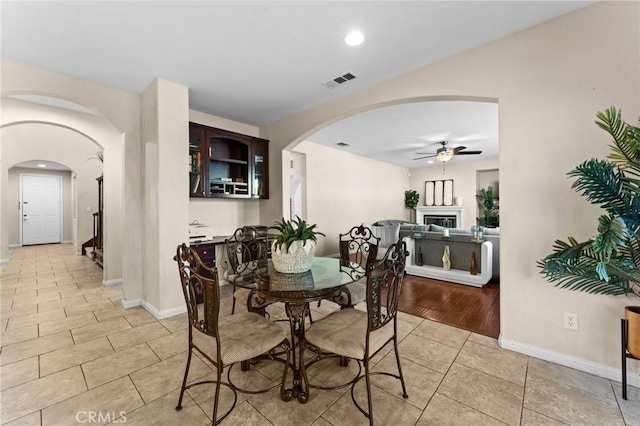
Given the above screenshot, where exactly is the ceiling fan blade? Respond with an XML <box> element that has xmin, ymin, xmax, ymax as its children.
<box><xmin>413</xmin><ymin>154</ymin><xmax>437</xmax><ymax>160</ymax></box>
<box><xmin>415</xmin><ymin>152</ymin><xmax>436</xmax><ymax>155</ymax></box>
<box><xmin>453</xmin><ymin>146</ymin><xmax>467</xmax><ymax>152</ymax></box>
<box><xmin>455</xmin><ymin>150</ymin><xmax>482</xmax><ymax>155</ymax></box>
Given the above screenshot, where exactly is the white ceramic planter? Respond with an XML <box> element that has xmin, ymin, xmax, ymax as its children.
<box><xmin>271</xmin><ymin>240</ymin><xmax>316</xmax><ymax>273</ymax></box>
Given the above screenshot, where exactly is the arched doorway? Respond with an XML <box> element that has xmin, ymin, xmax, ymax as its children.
<box><xmin>0</xmin><ymin>95</ymin><xmax>125</xmax><ymax>287</ymax></box>
<box><xmin>275</xmin><ymin>97</ymin><xmax>501</xmax><ymax>338</ymax></box>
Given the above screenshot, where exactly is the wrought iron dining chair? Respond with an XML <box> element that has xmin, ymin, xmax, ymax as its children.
<box><xmin>224</xmin><ymin>226</ymin><xmax>272</xmax><ymax>315</ymax></box>
<box><xmin>333</xmin><ymin>224</ymin><xmax>380</xmax><ymax>308</ymax></box>
<box><xmin>174</xmin><ymin>243</ymin><xmax>290</xmax><ymax>425</ymax></box>
<box><xmin>305</xmin><ymin>241</ymin><xmax>409</xmax><ymax>425</ymax></box>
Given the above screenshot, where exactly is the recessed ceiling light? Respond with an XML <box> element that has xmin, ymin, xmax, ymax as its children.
<box><xmin>37</xmin><ymin>164</ymin><xmax>47</xmax><ymax>168</ymax></box>
<box><xmin>344</xmin><ymin>31</ymin><xmax>364</xmax><ymax>47</ymax></box>
<box><xmin>427</xmin><ymin>160</ymin><xmax>434</xmax><ymax>164</ymax></box>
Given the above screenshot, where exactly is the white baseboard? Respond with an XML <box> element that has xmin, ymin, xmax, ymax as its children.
<box><xmin>8</xmin><ymin>244</ymin><xmax>20</xmax><ymax>248</ymax></box>
<box><xmin>120</xmin><ymin>298</ymin><xmax>185</xmax><ymax>319</ymax></box>
<box><xmin>62</xmin><ymin>240</ymin><xmax>74</xmax><ymax>244</ymax></box>
<box><xmin>103</xmin><ymin>278</ymin><xmax>123</xmax><ymax>287</ymax></box>
<box><xmin>121</xmin><ymin>298</ymin><xmax>141</xmax><ymax>309</ymax></box>
<box><xmin>140</xmin><ymin>300</ymin><xmax>187</xmax><ymax>320</ymax></box>
<box><xmin>0</xmin><ymin>258</ymin><xmax>8</xmax><ymax>265</ymax></box>
<box><xmin>499</xmin><ymin>335</ymin><xmax>640</xmax><ymax>388</ymax></box>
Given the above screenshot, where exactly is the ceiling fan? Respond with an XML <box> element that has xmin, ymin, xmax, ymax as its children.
<box><xmin>413</xmin><ymin>141</ymin><xmax>482</xmax><ymax>162</ymax></box>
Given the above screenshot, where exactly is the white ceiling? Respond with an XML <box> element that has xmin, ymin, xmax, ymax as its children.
<box><xmin>308</xmin><ymin>100</ymin><xmax>499</xmax><ymax>168</ymax></box>
<box><xmin>1</xmin><ymin>1</ymin><xmax>593</xmax><ymax>167</ymax></box>
<box><xmin>14</xmin><ymin>161</ymin><xmax>70</xmax><ymax>171</ymax></box>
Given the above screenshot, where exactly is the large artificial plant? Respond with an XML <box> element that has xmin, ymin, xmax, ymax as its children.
<box><xmin>476</xmin><ymin>186</ymin><xmax>499</xmax><ymax>227</ymax></box>
<box><xmin>404</xmin><ymin>190</ymin><xmax>420</xmax><ymax>209</ymax></box>
<box><xmin>538</xmin><ymin>107</ymin><xmax>640</xmax><ymax>298</ymax></box>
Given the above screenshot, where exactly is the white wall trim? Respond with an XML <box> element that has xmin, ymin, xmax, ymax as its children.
<box><xmin>499</xmin><ymin>335</ymin><xmax>640</xmax><ymax>388</ymax></box>
<box><xmin>103</xmin><ymin>278</ymin><xmax>123</xmax><ymax>287</ymax></box>
<box><xmin>140</xmin><ymin>300</ymin><xmax>187</xmax><ymax>320</ymax></box>
<box><xmin>121</xmin><ymin>298</ymin><xmax>141</xmax><ymax>309</ymax></box>
<box><xmin>8</xmin><ymin>244</ymin><xmax>21</xmax><ymax>248</ymax></box>
<box><xmin>62</xmin><ymin>240</ymin><xmax>74</xmax><ymax>244</ymax></box>
<box><xmin>0</xmin><ymin>259</ymin><xmax>8</xmax><ymax>265</ymax></box>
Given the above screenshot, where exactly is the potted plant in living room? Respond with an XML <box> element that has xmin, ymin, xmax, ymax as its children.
<box><xmin>476</xmin><ymin>185</ymin><xmax>499</xmax><ymax>227</ymax></box>
<box><xmin>538</xmin><ymin>107</ymin><xmax>640</xmax><ymax>359</ymax></box>
<box><xmin>270</xmin><ymin>216</ymin><xmax>325</xmax><ymax>273</ymax></box>
<box><xmin>405</xmin><ymin>189</ymin><xmax>420</xmax><ymax>222</ymax></box>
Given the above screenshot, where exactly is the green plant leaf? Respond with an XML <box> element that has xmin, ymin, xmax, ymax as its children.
<box><xmin>270</xmin><ymin>216</ymin><xmax>325</xmax><ymax>252</ymax></box>
<box><xmin>538</xmin><ymin>107</ymin><xmax>640</xmax><ymax>298</ymax></box>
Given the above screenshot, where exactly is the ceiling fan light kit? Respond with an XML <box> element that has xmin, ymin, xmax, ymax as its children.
<box><xmin>436</xmin><ymin>149</ymin><xmax>454</xmax><ymax>162</ymax></box>
<box><xmin>413</xmin><ymin>140</ymin><xmax>482</xmax><ymax>163</ymax></box>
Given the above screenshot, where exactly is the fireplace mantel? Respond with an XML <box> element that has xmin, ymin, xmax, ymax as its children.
<box><xmin>415</xmin><ymin>206</ymin><xmax>463</xmax><ymax>227</ymax></box>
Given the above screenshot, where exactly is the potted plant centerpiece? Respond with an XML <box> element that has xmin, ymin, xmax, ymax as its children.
<box><xmin>270</xmin><ymin>216</ymin><xmax>325</xmax><ymax>273</ymax></box>
<box><xmin>538</xmin><ymin>107</ymin><xmax>640</xmax><ymax>358</ymax></box>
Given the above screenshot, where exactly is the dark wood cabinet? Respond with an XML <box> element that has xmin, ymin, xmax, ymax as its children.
<box><xmin>189</xmin><ymin>123</ymin><xmax>269</xmax><ymax>199</ymax></box>
<box><xmin>191</xmin><ymin>242</ymin><xmax>216</xmax><ymax>267</ymax></box>
<box><xmin>189</xmin><ymin>125</ymin><xmax>206</xmax><ymax>197</ymax></box>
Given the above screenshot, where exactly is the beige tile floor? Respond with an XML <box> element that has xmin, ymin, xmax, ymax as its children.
<box><xmin>1</xmin><ymin>244</ymin><xmax>639</xmax><ymax>426</ymax></box>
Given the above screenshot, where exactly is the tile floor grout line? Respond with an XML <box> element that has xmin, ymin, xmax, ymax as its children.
<box><xmin>519</xmin><ymin>356</ymin><xmax>530</xmax><ymax>425</ymax></box>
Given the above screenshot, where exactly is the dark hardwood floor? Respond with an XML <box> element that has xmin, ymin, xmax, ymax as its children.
<box><xmin>397</xmin><ymin>275</ymin><xmax>500</xmax><ymax>338</ymax></box>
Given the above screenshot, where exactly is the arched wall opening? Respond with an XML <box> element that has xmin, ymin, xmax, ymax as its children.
<box><xmin>1</xmin><ymin>59</ymin><xmax>143</xmax><ymax>304</ymax></box>
<box><xmin>272</xmin><ymin>96</ymin><xmax>498</xmax><ymax>257</ymax></box>
<box><xmin>0</xmin><ymin>100</ymin><xmax>126</xmax><ymax>286</ymax></box>
<box><xmin>2</xmin><ymin>122</ymin><xmax>102</xmax><ymax>247</ymax></box>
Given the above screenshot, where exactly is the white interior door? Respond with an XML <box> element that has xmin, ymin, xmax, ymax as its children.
<box><xmin>21</xmin><ymin>175</ymin><xmax>62</xmax><ymax>245</ymax></box>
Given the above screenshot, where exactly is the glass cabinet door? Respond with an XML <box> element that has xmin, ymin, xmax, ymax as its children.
<box><xmin>252</xmin><ymin>139</ymin><xmax>269</xmax><ymax>199</ymax></box>
<box><xmin>189</xmin><ymin>124</ymin><xmax>206</xmax><ymax>197</ymax></box>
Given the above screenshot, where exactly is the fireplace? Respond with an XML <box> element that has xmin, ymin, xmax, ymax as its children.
<box><xmin>415</xmin><ymin>206</ymin><xmax>463</xmax><ymax>228</ymax></box>
<box><xmin>424</xmin><ymin>215</ymin><xmax>457</xmax><ymax>227</ymax></box>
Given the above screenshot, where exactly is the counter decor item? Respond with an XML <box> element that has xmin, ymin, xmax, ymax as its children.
<box><xmin>270</xmin><ymin>216</ymin><xmax>325</xmax><ymax>274</ymax></box>
<box><xmin>470</xmin><ymin>252</ymin><xmax>478</xmax><ymax>275</ymax></box>
<box><xmin>442</xmin><ymin>245</ymin><xmax>451</xmax><ymax>270</ymax></box>
<box><xmin>443</xmin><ymin>228</ymin><xmax>450</xmax><ymax>238</ymax></box>
<box><xmin>471</xmin><ymin>226</ymin><xmax>484</xmax><ymax>242</ymax></box>
<box><xmin>416</xmin><ymin>246</ymin><xmax>424</xmax><ymax>266</ymax></box>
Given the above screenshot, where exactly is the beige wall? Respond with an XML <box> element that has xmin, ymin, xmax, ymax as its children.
<box><xmin>293</xmin><ymin>141</ymin><xmax>408</xmax><ymax>256</ymax></box>
<box><xmin>264</xmin><ymin>1</ymin><xmax>640</xmax><ymax>377</ymax></box>
<box><xmin>141</xmin><ymin>79</ymin><xmax>189</xmax><ymax>315</ymax></box>
<box><xmin>8</xmin><ymin>167</ymin><xmax>73</xmax><ymax>244</ymax></box>
<box><xmin>409</xmin><ymin>158</ymin><xmax>500</xmax><ymax>229</ymax></box>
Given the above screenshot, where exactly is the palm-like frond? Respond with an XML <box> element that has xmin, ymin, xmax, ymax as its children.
<box><xmin>593</xmin><ymin>215</ymin><xmax>628</xmax><ymax>258</ymax></box>
<box><xmin>597</xmin><ymin>107</ymin><xmax>640</xmax><ymax>174</ymax></box>
<box><xmin>538</xmin><ymin>107</ymin><xmax>640</xmax><ymax>299</ymax></box>
<box><xmin>569</xmin><ymin>159</ymin><xmax>631</xmax><ymax>217</ymax></box>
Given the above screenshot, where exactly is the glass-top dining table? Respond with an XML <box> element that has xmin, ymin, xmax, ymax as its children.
<box><xmin>232</xmin><ymin>256</ymin><xmax>363</xmax><ymax>403</ymax></box>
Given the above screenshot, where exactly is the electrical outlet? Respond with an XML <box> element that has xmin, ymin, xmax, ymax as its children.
<box><xmin>563</xmin><ymin>312</ymin><xmax>578</xmax><ymax>330</ymax></box>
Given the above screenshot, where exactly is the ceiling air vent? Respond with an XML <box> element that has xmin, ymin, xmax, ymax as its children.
<box><xmin>322</xmin><ymin>72</ymin><xmax>358</xmax><ymax>89</ymax></box>
<box><xmin>336</xmin><ymin>142</ymin><xmax>351</xmax><ymax>147</ymax></box>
